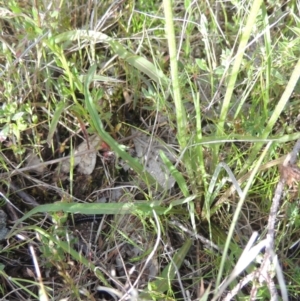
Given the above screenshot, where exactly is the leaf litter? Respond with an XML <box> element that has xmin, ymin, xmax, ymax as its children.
<box><xmin>131</xmin><ymin>128</ymin><xmax>176</xmax><ymax>190</ymax></box>
<box><xmin>58</xmin><ymin>134</ymin><xmax>108</xmax><ymax>175</ymax></box>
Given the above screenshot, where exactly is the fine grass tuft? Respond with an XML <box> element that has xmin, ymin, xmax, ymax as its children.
<box><xmin>1</xmin><ymin>0</ymin><xmax>300</xmax><ymax>300</ymax></box>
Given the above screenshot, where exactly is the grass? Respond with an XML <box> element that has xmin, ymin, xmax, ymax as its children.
<box><xmin>1</xmin><ymin>0</ymin><xmax>300</xmax><ymax>300</ymax></box>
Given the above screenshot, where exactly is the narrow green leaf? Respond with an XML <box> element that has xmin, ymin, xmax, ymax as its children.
<box><xmin>238</xmin><ymin>56</ymin><xmax>300</xmax><ymax>176</ymax></box>
<box><xmin>159</xmin><ymin>150</ymin><xmax>189</xmax><ymax>197</ymax></box>
<box><xmin>46</xmin><ymin>101</ymin><xmax>66</xmax><ymax>146</ymax></box>
<box><xmin>213</xmin><ymin>0</ymin><xmax>264</xmax><ymax>167</ymax></box>
<box><xmin>84</xmin><ymin>65</ymin><xmax>162</xmax><ymax>190</ymax></box>
<box><xmin>53</xmin><ymin>30</ymin><xmax>169</xmax><ymax>87</ymax></box>
<box><xmin>7</xmin><ymin>199</ymin><xmax>189</xmax><ymax>237</ymax></box>
<box><xmin>163</xmin><ymin>0</ymin><xmax>187</xmax><ymax>150</ymax></box>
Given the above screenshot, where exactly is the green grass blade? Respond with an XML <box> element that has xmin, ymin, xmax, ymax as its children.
<box><xmin>162</xmin><ymin>0</ymin><xmax>200</xmax><ymax>205</ymax></box>
<box><xmin>159</xmin><ymin>150</ymin><xmax>189</xmax><ymax>197</ymax></box>
<box><xmin>0</xmin><ymin>271</ymin><xmax>39</xmax><ymax>299</ymax></box>
<box><xmin>53</xmin><ymin>30</ymin><xmax>169</xmax><ymax>87</ymax></box>
<box><xmin>46</xmin><ymin>101</ymin><xmax>66</xmax><ymax>146</ymax></box>
<box><xmin>163</xmin><ymin>0</ymin><xmax>187</xmax><ymax>151</ymax></box>
<box><xmin>261</xmin><ymin>2</ymin><xmax>272</xmax><ymax>115</ymax></box>
<box><xmin>84</xmin><ymin>65</ymin><xmax>161</xmax><ymax>190</ymax></box>
<box><xmin>213</xmin><ymin>0</ymin><xmax>264</xmax><ymax>164</ymax></box>
<box><xmin>238</xmin><ymin>56</ymin><xmax>300</xmax><ymax>176</ymax></box>
<box><xmin>215</xmin><ymin>141</ymin><xmax>272</xmax><ymax>289</ymax></box>
<box><xmin>7</xmin><ymin>199</ymin><xmax>190</xmax><ymax>237</ymax></box>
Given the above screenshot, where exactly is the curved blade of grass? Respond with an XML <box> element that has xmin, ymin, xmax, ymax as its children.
<box><xmin>0</xmin><ymin>271</ymin><xmax>39</xmax><ymax>299</ymax></box>
<box><xmin>170</xmin><ymin>195</ymin><xmax>196</xmax><ymax>206</ymax></box>
<box><xmin>159</xmin><ymin>150</ymin><xmax>189</xmax><ymax>197</ymax></box>
<box><xmin>140</xmin><ymin>238</ymin><xmax>192</xmax><ymax>299</ymax></box>
<box><xmin>181</xmin><ymin>132</ymin><xmax>300</xmax><ymax>146</ymax></box>
<box><xmin>84</xmin><ymin>65</ymin><xmax>161</xmax><ymax>190</ymax></box>
<box><xmin>159</xmin><ymin>149</ymin><xmax>197</xmax><ymax>234</ymax></box>
<box><xmin>78</xmin><ymin>74</ymin><xmax>124</xmax><ymax>83</ymax></box>
<box><xmin>7</xmin><ymin>198</ymin><xmax>192</xmax><ymax>237</ymax></box>
<box><xmin>53</xmin><ymin>30</ymin><xmax>169</xmax><ymax>87</ymax></box>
